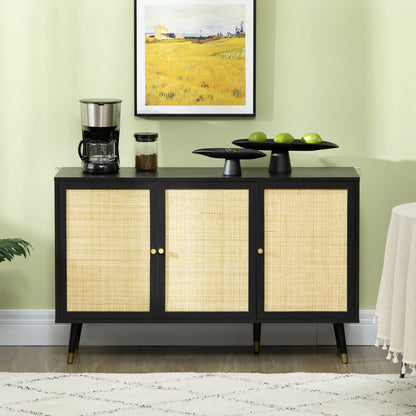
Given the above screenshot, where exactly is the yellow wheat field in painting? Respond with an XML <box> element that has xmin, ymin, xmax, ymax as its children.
<box><xmin>145</xmin><ymin>37</ymin><xmax>246</xmax><ymax>106</ymax></box>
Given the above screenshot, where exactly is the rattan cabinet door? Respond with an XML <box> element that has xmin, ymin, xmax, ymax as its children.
<box><xmin>66</xmin><ymin>189</ymin><xmax>151</xmax><ymax>312</ymax></box>
<box><xmin>164</xmin><ymin>188</ymin><xmax>249</xmax><ymax>312</ymax></box>
<box><xmin>263</xmin><ymin>188</ymin><xmax>348</xmax><ymax>313</ymax></box>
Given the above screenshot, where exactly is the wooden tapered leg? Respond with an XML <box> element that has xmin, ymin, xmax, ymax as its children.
<box><xmin>68</xmin><ymin>323</ymin><xmax>82</xmax><ymax>364</ymax></box>
<box><xmin>253</xmin><ymin>323</ymin><xmax>261</xmax><ymax>354</ymax></box>
<box><xmin>333</xmin><ymin>323</ymin><xmax>348</xmax><ymax>364</ymax></box>
<box><xmin>333</xmin><ymin>323</ymin><xmax>341</xmax><ymax>354</ymax></box>
<box><xmin>74</xmin><ymin>323</ymin><xmax>82</xmax><ymax>350</ymax></box>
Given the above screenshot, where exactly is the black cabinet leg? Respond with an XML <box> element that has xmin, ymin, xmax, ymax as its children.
<box><xmin>333</xmin><ymin>323</ymin><xmax>348</xmax><ymax>364</ymax></box>
<box><xmin>253</xmin><ymin>323</ymin><xmax>261</xmax><ymax>354</ymax></box>
<box><xmin>74</xmin><ymin>323</ymin><xmax>82</xmax><ymax>350</ymax></box>
<box><xmin>334</xmin><ymin>323</ymin><xmax>341</xmax><ymax>353</ymax></box>
<box><xmin>68</xmin><ymin>323</ymin><xmax>83</xmax><ymax>364</ymax></box>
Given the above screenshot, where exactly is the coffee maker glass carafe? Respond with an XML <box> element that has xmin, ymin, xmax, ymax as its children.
<box><xmin>78</xmin><ymin>98</ymin><xmax>121</xmax><ymax>174</ymax></box>
<box><xmin>83</xmin><ymin>141</ymin><xmax>117</xmax><ymax>165</ymax></box>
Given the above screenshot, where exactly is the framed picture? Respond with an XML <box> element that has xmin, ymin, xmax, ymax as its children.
<box><xmin>134</xmin><ymin>0</ymin><xmax>256</xmax><ymax>116</ymax></box>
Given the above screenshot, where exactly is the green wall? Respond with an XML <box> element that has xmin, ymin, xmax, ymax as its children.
<box><xmin>1</xmin><ymin>0</ymin><xmax>415</xmax><ymax>310</ymax></box>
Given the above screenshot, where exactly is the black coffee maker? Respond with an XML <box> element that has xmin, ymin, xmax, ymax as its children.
<box><xmin>78</xmin><ymin>98</ymin><xmax>121</xmax><ymax>174</ymax></box>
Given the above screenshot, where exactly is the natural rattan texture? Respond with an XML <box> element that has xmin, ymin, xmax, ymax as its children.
<box><xmin>264</xmin><ymin>189</ymin><xmax>348</xmax><ymax>312</ymax></box>
<box><xmin>165</xmin><ymin>189</ymin><xmax>249</xmax><ymax>312</ymax></box>
<box><xmin>66</xmin><ymin>189</ymin><xmax>151</xmax><ymax>312</ymax></box>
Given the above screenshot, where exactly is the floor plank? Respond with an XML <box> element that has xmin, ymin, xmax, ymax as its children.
<box><xmin>0</xmin><ymin>346</ymin><xmax>400</xmax><ymax>374</ymax></box>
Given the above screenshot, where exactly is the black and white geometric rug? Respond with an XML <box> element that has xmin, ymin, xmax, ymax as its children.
<box><xmin>1</xmin><ymin>372</ymin><xmax>415</xmax><ymax>415</ymax></box>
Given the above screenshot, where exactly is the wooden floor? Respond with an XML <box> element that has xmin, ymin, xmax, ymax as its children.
<box><xmin>0</xmin><ymin>346</ymin><xmax>401</xmax><ymax>374</ymax></box>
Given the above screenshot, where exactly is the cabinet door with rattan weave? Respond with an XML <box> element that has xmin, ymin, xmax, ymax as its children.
<box><xmin>165</xmin><ymin>188</ymin><xmax>249</xmax><ymax>312</ymax></box>
<box><xmin>66</xmin><ymin>189</ymin><xmax>151</xmax><ymax>312</ymax></box>
<box><xmin>263</xmin><ymin>188</ymin><xmax>348</xmax><ymax>312</ymax></box>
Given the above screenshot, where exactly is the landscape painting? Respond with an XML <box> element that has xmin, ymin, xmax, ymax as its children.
<box><xmin>135</xmin><ymin>0</ymin><xmax>255</xmax><ymax>116</ymax></box>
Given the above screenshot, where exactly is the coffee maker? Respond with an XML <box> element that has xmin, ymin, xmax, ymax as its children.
<box><xmin>78</xmin><ymin>98</ymin><xmax>121</xmax><ymax>174</ymax></box>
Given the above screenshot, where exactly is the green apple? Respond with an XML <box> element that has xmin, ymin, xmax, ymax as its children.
<box><xmin>274</xmin><ymin>133</ymin><xmax>294</xmax><ymax>143</ymax></box>
<box><xmin>249</xmin><ymin>131</ymin><xmax>267</xmax><ymax>142</ymax></box>
<box><xmin>301</xmin><ymin>133</ymin><xmax>323</xmax><ymax>144</ymax></box>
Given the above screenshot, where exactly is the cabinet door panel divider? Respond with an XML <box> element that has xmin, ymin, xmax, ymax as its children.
<box><xmin>150</xmin><ymin>183</ymin><xmax>163</xmax><ymax>318</ymax></box>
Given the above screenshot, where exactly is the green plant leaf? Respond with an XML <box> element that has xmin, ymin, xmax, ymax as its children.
<box><xmin>0</xmin><ymin>239</ymin><xmax>32</xmax><ymax>263</ymax></box>
<box><xmin>0</xmin><ymin>248</ymin><xmax>13</xmax><ymax>261</ymax></box>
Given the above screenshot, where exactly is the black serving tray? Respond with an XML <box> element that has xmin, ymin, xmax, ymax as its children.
<box><xmin>232</xmin><ymin>139</ymin><xmax>339</xmax><ymax>173</ymax></box>
<box><xmin>193</xmin><ymin>148</ymin><xmax>266</xmax><ymax>176</ymax></box>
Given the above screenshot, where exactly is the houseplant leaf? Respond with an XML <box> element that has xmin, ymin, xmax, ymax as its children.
<box><xmin>0</xmin><ymin>239</ymin><xmax>32</xmax><ymax>263</ymax></box>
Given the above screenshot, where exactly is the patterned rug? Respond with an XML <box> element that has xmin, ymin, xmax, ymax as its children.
<box><xmin>0</xmin><ymin>372</ymin><xmax>415</xmax><ymax>416</ymax></box>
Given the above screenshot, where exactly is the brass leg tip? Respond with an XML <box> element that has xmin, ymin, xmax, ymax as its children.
<box><xmin>254</xmin><ymin>341</ymin><xmax>260</xmax><ymax>355</ymax></box>
<box><xmin>67</xmin><ymin>352</ymin><xmax>74</xmax><ymax>364</ymax></box>
<box><xmin>341</xmin><ymin>353</ymin><xmax>348</xmax><ymax>364</ymax></box>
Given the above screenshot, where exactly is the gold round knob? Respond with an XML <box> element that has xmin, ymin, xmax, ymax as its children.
<box><xmin>151</xmin><ymin>249</ymin><xmax>157</xmax><ymax>255</ymax></box>
<box><xmin>158</xmin><ymin>248</ymin><xmax>164</xmax><ymax>255</ymax></box>
<box><xmin>257</xmin><ymin>248</ymin><xmax>264</xmax><ymax>255</ymax></box>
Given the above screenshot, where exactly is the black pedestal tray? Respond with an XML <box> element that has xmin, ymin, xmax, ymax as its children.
<box><xmin>193</xmin><ymin>148</ymin><xmax>266</xmax><ymax>176</ymax></box>
<box><xmin>232</xmin><ymin>139</ymin><xmax>339</xmax><ymax>173</ymax></box>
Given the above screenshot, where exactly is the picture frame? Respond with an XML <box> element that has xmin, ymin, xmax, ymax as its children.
<box><xmin>134</xmin><ymin>0</ymin><xmax>256</xmax><ymax>116</ymax></box>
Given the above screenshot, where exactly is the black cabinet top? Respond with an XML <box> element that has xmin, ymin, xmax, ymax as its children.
<box><xmin>55</xmin><ymin>167</ymin><xmax>359</xmax><ymax>182</ymax></box>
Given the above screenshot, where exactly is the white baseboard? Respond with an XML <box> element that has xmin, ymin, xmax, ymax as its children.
<box><xmin>0</xmin><ymin>310</ymin><xmax>377</xmax><ymax>346</ymax></box>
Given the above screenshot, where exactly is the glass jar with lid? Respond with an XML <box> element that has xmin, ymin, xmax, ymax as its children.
<box><xmin>135</xmin><ymin>132</ymin><xmax>158</xmax><ymax>171</ymax></box>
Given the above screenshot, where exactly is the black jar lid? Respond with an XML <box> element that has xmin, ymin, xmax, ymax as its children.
<box><xmin>135</xmin><ymin>132</ymin><xmax>158</xmax><ymax>142</ymax></box>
